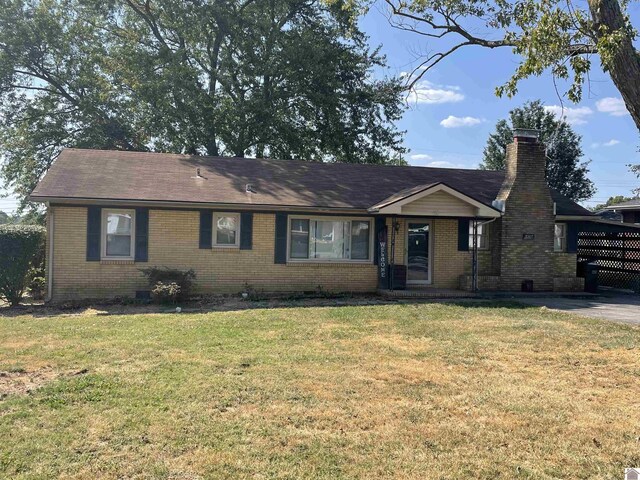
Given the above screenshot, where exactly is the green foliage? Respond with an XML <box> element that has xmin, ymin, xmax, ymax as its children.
<box><xmin>0</xmin><ymin>225</ymin><xmax>46</xmax><ymax>306</ymax></box>
<box><xmin>480</xmin><ymin>100</ymin><xmax>595</xmax><ymax>202</ymax></box>
<box><xmin>150</xmin><ymin>282</ymin><xmax>182</xmax><ymax>304</ymax></box>
<box><xmin>0</xmin><ymin>0</ymin><xmax>407</xmax><ymax>213</ymax></box>
<box><xmin>27</xmin><ymin>272</ymin><xmax>47</xmax><ymax>300</ymax></box>
<box><xmin>139</xmin><ymin>267</ymin><xmax>196</xmax><ymax>302</ymax></box>
<box><xmin>338</xmin><ymin>0</ymin><xmax>640</xmax><ymax>183</ymax></box>
<box><xmin>589</xmin><ymin>195</ymin><xmax>635</xmax><ymax>211</ymax></box>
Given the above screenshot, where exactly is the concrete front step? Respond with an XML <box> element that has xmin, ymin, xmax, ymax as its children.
<box><xmin>377</xmin><ymin>288</ymin><xmax>479</xmax><ymax>298</ymax></box>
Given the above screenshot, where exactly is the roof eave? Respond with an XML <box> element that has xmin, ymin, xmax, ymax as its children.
<box><xmin>29</xmin><ymin>195</ymin><xmax>372</xmax><ymax>215</ymax></box>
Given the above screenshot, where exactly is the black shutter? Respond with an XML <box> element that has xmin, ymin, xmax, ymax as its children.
<box><xmin>274</xmin><ymin>213</ymin><xmax>288</xmax><ymax>264</ymax></box>
<box><xmin>240</xmin><ymin>212</ymin><xmax>253</xmax><ymax>250</ymax></box>
<box><xmin>566</xmin><ymin>222</ymin><xmax>578</xmax><ymax>253</ymax></box>
<box><xmin>199</xmin><ymin>210</ymin><xmax>212</xmax><ymax>249</ymax></box>
<box><xmin>86</xmin><ymin>206</ymin><xmax>102</xmax><ymax>261</ymax></box>
<box><xmin>374</xmin><ymin>216</ymin><xmax>386</xmax><ymax>265</ymax></box>
<box><xmin>458</xmin><ymin>218</ymin><xmax>470</xmax><ymax>251</ymax></box>
<box><xmin>135</xmin><ymin>208</ymin><xmax>149</xmax><ymax>262</ymax></box>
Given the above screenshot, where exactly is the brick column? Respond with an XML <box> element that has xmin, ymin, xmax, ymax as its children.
<box><xmin>496</xmin><ymin>133</ymin><xmax>555</xmax><ymax>291</ymax></box>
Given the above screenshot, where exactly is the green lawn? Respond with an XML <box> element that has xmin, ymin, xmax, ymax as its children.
<box><xmin>0</xmin><ymin>301</ymin><xmax>639</xmax><ymax>479</ymax></box>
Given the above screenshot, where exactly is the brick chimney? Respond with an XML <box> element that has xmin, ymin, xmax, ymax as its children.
<box><xmin>496</xmin><ymin>128</ymin><xmax>555</xmax><ymax>291</ymax></box>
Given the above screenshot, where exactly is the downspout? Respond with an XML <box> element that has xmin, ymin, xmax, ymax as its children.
<box><xmin>46</xmin><ymin>203</ymin><xmax>54</xmax><ymax>302</ymax></box>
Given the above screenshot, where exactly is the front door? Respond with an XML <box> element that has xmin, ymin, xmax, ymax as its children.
<box><xmin>407</xmin><ymin>222</ymin><xmax>431</xmax><ymax>284</ymax></box>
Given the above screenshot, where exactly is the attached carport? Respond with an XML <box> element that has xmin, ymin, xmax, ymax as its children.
<box><xmin>564</xmin><ymin>219</ymin><xmax>640</xmax><ymax>293</ymax></box>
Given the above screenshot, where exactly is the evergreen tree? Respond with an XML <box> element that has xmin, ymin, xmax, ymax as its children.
<box><xmin>480</xmin><ymin>101</ymin><xmax>595</xmax><ymax>202</ymax></box>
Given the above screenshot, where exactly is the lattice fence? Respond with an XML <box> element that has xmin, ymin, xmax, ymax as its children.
<box><xmin>578</xmin><ymin>231</ymin><xmax>640</xmax><ymax>292</ymax></box>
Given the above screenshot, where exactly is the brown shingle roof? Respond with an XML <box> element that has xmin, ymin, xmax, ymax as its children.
<box><xmin>31</xmin><ymin>148</ymin><xmax>592</xmax><ymax>216</ymax></box>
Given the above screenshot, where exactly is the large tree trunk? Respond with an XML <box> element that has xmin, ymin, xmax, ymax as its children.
<box><xmin>589</xmin><ymin>0</ymin><xmax>640</xmax><ymax>131</ymax></box>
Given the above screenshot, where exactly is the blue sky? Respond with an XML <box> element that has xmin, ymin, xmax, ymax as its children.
<box><xmin>1</xmin><ymin>4</ymin><xmax>639</xmax><ymax>213</ymax></box>
<box><xmin>360</xmin><ymin>2</ymin><xmax>640</xmax><ymax>209</ymax></box>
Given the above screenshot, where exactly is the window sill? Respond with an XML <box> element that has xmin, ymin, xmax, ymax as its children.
<box><xmin>286</xmin><ymin>260</ymin><xmax>373</xmax><ymax>266</ymax></box>
<box><xmin>100</xmin><ymin>259</ymin><xmax>135</xmax><ymax>265</ymax></box>
<box><xmin>212</xmin><ymin>245</ymin><xmax>240</xmax><ymax>249</ymax></box>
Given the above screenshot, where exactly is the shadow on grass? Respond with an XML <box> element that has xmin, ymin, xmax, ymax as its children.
<box><xmin>0</xmin><ymin>294</ymin><xmax>543</xmax><ymax>319</ymax></box>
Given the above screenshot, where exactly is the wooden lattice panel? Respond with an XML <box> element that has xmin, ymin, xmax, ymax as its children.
<box><xmin>578</xmin><ymin>231</ymin><xmax>640</xmax><ymax>292</ymax></box>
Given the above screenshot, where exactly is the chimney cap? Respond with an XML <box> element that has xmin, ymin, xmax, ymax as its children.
<box><xmin>513</xmin><ymin>128</ymin><xmax>540</xmax><ymax>141</ymax></box>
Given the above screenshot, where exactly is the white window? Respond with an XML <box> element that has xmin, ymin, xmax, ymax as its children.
<box><xmin>469</xmin><ymin>222</ymin><xmax>488</xmax><ymax>250</ymax></box>
<box><xmin>213</xmin><ymin>213</ymin><xmax>240</xmax><ymax>247</ymax></box>
<box><xmin>102</xmin><ymin>209</ymin><xmax>135</xmax><ymax>259</ymax></box>
<box><xmin>288</xmin><ymin>217</ymin><xmax>372</xmax><ymax>262</ymax></box>
<box><xmin>554</xmin><ymin>223</ymin><xmax>566</xmax><ymax>252</ymax></box>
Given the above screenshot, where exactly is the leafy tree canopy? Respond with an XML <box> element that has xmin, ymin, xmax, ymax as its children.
<box><xmin>334</xmin><ymin>0</ymin><xmax>640</xmax><ymax>190</ymax></box>
<box><xmin>0</xmin><ymin>0</ymin><xmax>407</xmax><ymax>214</ymax></box>
<box><xmin>589</xmin><ymin>195</ymin><xmax>636</xmax><ymax>212</ymax></box>
<box><xmin>480</xmin><ymin>100</ymin><xmax>595</xmax><ymax>202</ymax></box>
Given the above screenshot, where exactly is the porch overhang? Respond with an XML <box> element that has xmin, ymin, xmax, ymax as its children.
<box><xmin>368</xmin><ymin>182</ymin><xmax>501</xmax><ymax>218</ymax></box>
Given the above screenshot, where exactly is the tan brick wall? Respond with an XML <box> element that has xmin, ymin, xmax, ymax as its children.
<box><xmin>496</xmin><ymin>140</ymin><xmax>556</xmax><ymax>291</ymax></box>
<box><xmin>386</xmin><ymin>218</ymin><xmax>472</xmax><ymax>289</ymax></box>
<box><xmin>553</xmin><ymin>253</ymin><xmax>578</xmax><ymax>277</ymax></box>
<box><xmin>50</xmin><ymin>207</ymin><xmax>377</xmax><ymax>301</ymax></box>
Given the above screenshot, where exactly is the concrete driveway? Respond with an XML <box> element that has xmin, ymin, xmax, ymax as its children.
<box><xmin>518</xmin><ymin>294</ymin><xmax>640</xmax><ymax>325</ymax></box>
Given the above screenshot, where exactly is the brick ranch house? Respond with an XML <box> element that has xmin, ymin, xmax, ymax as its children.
<box><xmin>31</xmin><ymin>129</ymin><xmax>596</xmax><ymax>302</ymax></box>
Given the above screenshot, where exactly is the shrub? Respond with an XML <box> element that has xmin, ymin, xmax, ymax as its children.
<box><xmin>0</xmin><ymin>225</ymin><xmax>46</xmax><ymax>306</ymax></box>
<box><xmin>151</xmin><ymin>281</ymin><xmax>182</xmax><ymax>304</ymax></box>
<box><xmin>139</xmin><ymin>267</ymin><xmax>196</xmax><ymax>302</ymax></box>
<box><xmin>28</xmin><ymin>272</ymin><xmax>47</xmax><ymax>300</ymax></box>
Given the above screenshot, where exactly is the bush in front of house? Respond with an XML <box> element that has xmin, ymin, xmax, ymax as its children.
<box><xmin>0</xmin><ymin>225</ymin><xmax>46</xmax><ymax>306</ymax></box>
<box><xmin>139</xmin><ymin>267</ymin><xmax>196</xmax><ymax>303</ymax></box>
<box><xmin>151</xmin><ymin>282</ymin><xmax>182</xmax><ymax>304</ymax></box>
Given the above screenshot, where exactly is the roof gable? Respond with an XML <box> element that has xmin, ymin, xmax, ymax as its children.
<box><xmin>370</xmin><ymin>183</ymin><xmax>500</xmax><ymax>217</ymax></box>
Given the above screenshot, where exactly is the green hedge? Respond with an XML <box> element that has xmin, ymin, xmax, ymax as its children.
<box><xmin>0</xmin><ymin>225</ymin><xmax>46</xmax><ymax>306</ymax></box>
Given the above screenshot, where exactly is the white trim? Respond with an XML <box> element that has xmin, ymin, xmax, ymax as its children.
<box><xmin>554</xmin><ymin>223</ymin><xmax>567</xmax><ymax>252</ymax></box>
<box><xmin>286</xmin><ymin>215</ymin><xmax>374</xmax><ymax>264</ymax></box>
<box><xmin>372</xmin><ymin>184</ymin><xmax>501</xmax><ymax>218</ymax></box>
<box><xmin>605</xmin><ymin>204</ymin><xmax>640</xmax><ymax>210</ymax></box>
<box><xmin>469</xmin><ymin>221</ymin><xmax>489</xmax><ymax>251</ymax></box>
<box><xmin>28</xmin><ymin>196</ymin><xmax>368</xmax><ymax>215</ymax></box>
<box><xmin>212</xmin><ymin>212</ymin><xmax>241</xmax><ymax>248</ymax></box>
<box><xmin>101</xmin><ymin>208</ymin><xmax>136</xmax><ymax>260</ymax></box>
<box><xmin>405</xmin><ymin>219</ymin><xmax>433</xmax><ymax>285</ymax></box>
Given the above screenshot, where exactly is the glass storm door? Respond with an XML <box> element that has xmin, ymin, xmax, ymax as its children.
<box><xmin>407</xmin><ymin>222</ymin><xmax>431</xmax><ymax>284</ymax></box>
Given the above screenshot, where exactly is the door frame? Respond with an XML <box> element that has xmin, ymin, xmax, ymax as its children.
<box><xmin>405</xmin><ymin>219</ymin><xmax>433</xmax><ymax>285</ymax></box>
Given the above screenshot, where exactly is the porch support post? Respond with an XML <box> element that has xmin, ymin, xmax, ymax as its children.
<box><xmin>390</xmin><ymin>216</ymin><xmax>397</xmax><ymax>291</ymax></box>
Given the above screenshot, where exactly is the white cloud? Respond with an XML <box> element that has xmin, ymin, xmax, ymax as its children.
<box><xmin>426</xmin><ymin>161</ymin><xmax>467</xmax><ymax>169</ymax></box>
<box><xmin>596</xmin><ymin>97</ymin><xmax>629</xmax><ymax>116</ymax></box>
<box><xmin>544</xmin><ymin>105</ymin><xmax>593</xmax><ymax>125</ymax></box>
<box><xmin>591</xmin><ymin>139</ymin><xmax>620</xmax><ymax>148</ymax></box>
<box><xmin>406</xmin><ymin>81</ymin><xmax>464</xmax><ymax>105</ymax></box>
<box><xmin>409</xmin><ymin>154</ymin><xmax>433</xmax><ymax>161</ymax></box>
<box><xmin>439</xmin><ymin>115</ymin><xmax>484</xmax><ymax>128</ymax></box>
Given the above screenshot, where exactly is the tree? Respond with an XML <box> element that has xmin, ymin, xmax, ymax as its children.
<box><xmin>0</xmin><ymin>0</ymin><xmax>406</xmax><ymax>213</ymax></box>
<box><xmin>589</xmin><ymin>195</ymin><xmax>635</xmax><ymax>212</ymax></box>
<box><xmin>481</xmin><ymin>101</ymin><xmax>595</xmax><ymax>202</ymax></box>
<box><xmin>334</xmin><ymin>0</ymin><xmax>640</xmax><ymax>187</ymax></box>
<box><xmin>0</xmin><ymin>211</ymin><xmax>10</xmax><ymax>225</ymax></box>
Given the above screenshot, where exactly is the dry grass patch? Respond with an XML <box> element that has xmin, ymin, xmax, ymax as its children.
<box><xmin>0</xmin><ymin>302</ymin><xmax>638</xmax><ymax>479</ymax></box>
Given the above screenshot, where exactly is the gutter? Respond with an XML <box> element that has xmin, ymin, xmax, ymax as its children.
<box><xmin>28</xmin><ymin>196</ymin><xmax>369</xmax><ymax>216</ymax></box>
